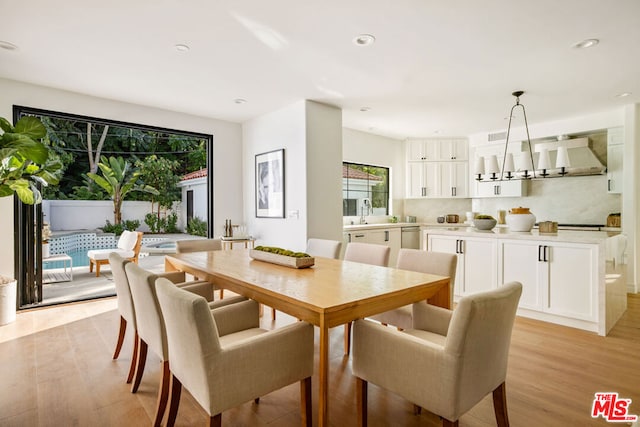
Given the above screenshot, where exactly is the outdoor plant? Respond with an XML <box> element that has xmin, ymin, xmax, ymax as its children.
<box><xmin>123</xmin><ymin>219</ymin><xmax>140</xmax><ymax>231</ymax></box>
<box><xmin>186</xmin><ymin>217</ymin><xmax>207</xmax><ymax>237</ymax></box>
<box><xmin>86</xmin><ymin>156</ymin><xmax>158</xmax><ymax>225</ymax></box>
<box><xmin>101</xmin><ymin>220</ymin><xmax>125</xmax><ymax>235</ymax></box>
<box><xmin>0</xmin><ymin>115</ymin><xmax>62</xmax><ymax>204</ymax></box>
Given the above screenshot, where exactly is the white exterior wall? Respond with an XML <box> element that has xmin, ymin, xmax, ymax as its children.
<box><xmin>177</xmin><ymin>177</ymin><xmax>208</xmax><ymax>231</ymax></box>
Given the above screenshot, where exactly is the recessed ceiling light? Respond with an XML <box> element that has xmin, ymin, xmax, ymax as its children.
<box><xmin>353</xmin><ymin>34</ymin><xmax>376</xmax><ymax>46</ymax></box>
<box><xmin>0</xmin><ymin>41</ymin><xmax>18</xmax><ymax>51</ymax></box>
<box><xmin>174</xmin><ymin>44</ymin><xmax>190</xmax><ymax>52</ymax></box>
<box><xmin>572</xmin><ymin>38</ymin><xmax>599</xmax><ymax>49</ymax></box>
<box><xmin>234</xmin><ymin>98</ymin><xmax>247</xmax><ymax>104</ymax></box>
<box><xmin>360</xmin><ymin>106</ymin><xmax>371</xmax><ymax>112</ymax></box>
<box><xmin>616</xmin><ymin>92</ymin><xmax>632</xmax><ymax>98</ymax></box>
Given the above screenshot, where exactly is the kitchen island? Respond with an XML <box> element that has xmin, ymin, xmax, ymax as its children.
<box><xmin>423</xmin><ymin>226</ymin><xmax>626</xmax><ymax>335</ymax></box>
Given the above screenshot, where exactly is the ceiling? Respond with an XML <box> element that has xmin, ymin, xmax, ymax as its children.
<box><xmin>2</xmin><ymin>0</ymin><xmax>639</xmax><ymax>140</ymax></box>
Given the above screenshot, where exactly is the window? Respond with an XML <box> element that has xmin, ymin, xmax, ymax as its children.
<box><xmin>342</xmin><ymin>162</ymin><xmax>389</xmax><ymax>216</ymax></box>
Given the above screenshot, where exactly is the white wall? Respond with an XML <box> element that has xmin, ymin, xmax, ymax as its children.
<box><xmin>342</xmin><ymin>128</ymin><xmax>405</xmax><ymax>222</ymax></box>
<box><xmin>177</xmin><ymin>177</ymin><xmax>208</xmax><ymax>230</ymax></box>
<box><xmin>0</xmin><ymin>78</ymin><xmax>243</xmax><ymax>278</ymax></box>
<box><xmin>44</xmin><ymin>200</ymin><xmax>159</xmax><ymax>232</ymax></box>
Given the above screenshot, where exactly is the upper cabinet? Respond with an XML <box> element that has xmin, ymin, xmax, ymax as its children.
<box><xmin>607</xmin><ymin>127</ymin><xmax>623</xmax><ymax>194</ymax></box>
<box><xmin>470</xmin><ymin>142</ymin><xmax>528</xmax><ymax>198</ymax></box>
<box><xmin>406</xmin><ymin>138</ymin><xmax>468</xmax><ymax>162</ymax></box>
<box><xmin>405</xmin><ymin>138</ymin><xmax>469</xmax><ymax>199</ymax></box>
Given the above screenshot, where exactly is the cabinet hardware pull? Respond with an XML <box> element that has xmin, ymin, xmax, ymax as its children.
<box><xmin>422</xmin><ymin>187</ymin><xmax>426</xmax><ymax>197</ymax></box>
<box><xmin>544</xmin><ymin>246</ymin><xmax>549</xmax><ymax>262</ymax></box>
<box><xmin>384</xmin><ymin>230</ymin><xmax>389</xmax><ymax>241</ymax></box>
<box><xmin>355</xmin><ymin>234</ymin><xmax>365</xmax><ymax>238</ymax></box>
<box><xmin>538</xmin><ymin>245</ymin><xmax>543</xmax><ymax>262</ymax></box>
<box><xmin>608</xmin><ymin>179</ymin><xmax>611</xmax><ymax>191</ymax></box>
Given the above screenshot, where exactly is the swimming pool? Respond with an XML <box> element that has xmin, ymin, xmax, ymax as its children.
<box><xmin>44</xmin><ymin>249</ymin><xmax>90</xmax><ymax>268</ymax></box>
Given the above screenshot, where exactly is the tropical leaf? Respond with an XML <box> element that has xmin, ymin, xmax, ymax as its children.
<box><xmin>86</xmin><ymin>173</ymin><xmax>113</xmax><ymax>194</ymax></box>
<box><xmin>10</xmin><ymin>179</ymin><xmax>35</xmax><ymax>204</ymax></box>
<box><xmin>14</xmin><ymin>116</ymin><xmax>47</xmax><ymax>139</ymax></box>
<box><xmin>0</xmin><ymin>117</ymin><xmax>13</xmax><ymax>133</ymax></box>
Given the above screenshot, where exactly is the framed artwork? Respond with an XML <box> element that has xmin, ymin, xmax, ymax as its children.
<box><xmin>255</xmin><ymin>149</ymin><xmax>285</xmax><ymax>218</ymax></box>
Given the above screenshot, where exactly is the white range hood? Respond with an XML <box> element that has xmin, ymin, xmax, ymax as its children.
<box><xmin>533</xmin><ymin>137</ymin><xmax>606</xmax><ymax>177</ymax></box>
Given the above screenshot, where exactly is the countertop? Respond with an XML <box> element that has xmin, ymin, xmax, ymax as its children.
<box><xmin>343</xmin><ymin>222</ymin><xmax>457</xmax><ymax>231</ymax></box>
<box><xmin>423</xmin><ymin>226</ymin><xmax>620</xmax><ymax>244</ymax></box>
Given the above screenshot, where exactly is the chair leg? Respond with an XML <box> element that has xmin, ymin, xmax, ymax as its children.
<box><xmin>344</xmin><ymin>322</ymin><xmax>352</xmax><ymax>356</ymax></box>
<box><xmin>220</xmin><ymin>289</ymin><xmax>224</xmax><ymax>299</ymax></box>
<box><xmin>113</xmin><ymin>316</ymin><xmax>127</xmax><ymax>359</ymax></box>
<box><xmin>442</xmin><ymin>419</ymin><xmax>459</xmax><ymax>427</ymax></box>
<box><xmin>95</xmin><ymin>261</ymin><xmax>101</xmax><ymax>277</ymax></box>
<box><xmin>413</xmin><ymin>404</ymin><xmax>422</xmax><ymax>415</ymax></box>
<box><xmin>131</xmin><ymin>337</ymin><xmax>148</xmax><ymax>393</ymax></box>
<box><xmin>272</xmin><ymin>307</ymin><xmax>277</xmax><ymax>321</ymax></box>
<box><xmin>126</xmin><ymin>331</ymin><xmax>139</xmax><ymax>383</ymax></box>
<box><xmin>153</xmin><ymin>361</ymin><xmax>171</xmax><ymax>427</ymax></box>
<box><xmin>209</xmin><ymin>414</ymin><xmax>222</xmax><ymax>427</ymax></box>
<box><xmin>300</xmin><ymin>377</ymin><xmax>312</xmax><ymax>427</ymax></box>
<box><xmin>166</xmin><ymin>374</ymin><xmax>182</xmax><ymax>427</ymax></box>
<box><xmin>493</xmin><ymin>382</ymin><xmax>510</xmax><ymax>427</ymax></box>
<box><xmin>356</xmin><ymin>377</ymin><xmax>367</xmax><ymax>427</ymax></box>
<box><xmin>89</xmin><ymin>260</ymin><xmax>94</xmax><ymax>273</ymax></box>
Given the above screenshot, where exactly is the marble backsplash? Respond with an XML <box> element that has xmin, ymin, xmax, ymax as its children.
<box><xmin>404</xmin><ymin>198</ymin><xmax>473</xmax><ymax>223</ymax></box>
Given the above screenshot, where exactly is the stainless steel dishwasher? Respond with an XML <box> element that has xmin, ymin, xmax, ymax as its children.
<box><xmin>401</xmin><ymin>226</ymin><xmax>421</xmax><ymax>249</ymax></box>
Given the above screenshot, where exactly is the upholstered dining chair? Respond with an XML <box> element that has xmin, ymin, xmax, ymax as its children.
<box><xmin>305</xmin><ymin>238</ymin><xmax>342</xmax><ymax>259</ymax></box>
<box><xmin>124</xmin><ymin>262</ymin><xmax>246</xmax><ymax>427</ymax></box>
<box><xmin>175</xmin><ymin>238</ymin><xmax>225</xmax><ymax>298</ymax></box>
<box><xmin>353</xmin><ymin>282</ymin><xmax>523</xmax><ymax>427</ymax></box>
<box><xmin>155</xmin><ymin>277</ymin><xmax>315</xmax><ymax>427</ymax></box>
<box><xmin>369</xmin><ymin>249</ymin><xmax>457</xmax><ymax>330</ymax></box>
<box><xmin>343</xmin><ymin>242</ymin><xmax>391</xmax><ymax>355</ymax></box>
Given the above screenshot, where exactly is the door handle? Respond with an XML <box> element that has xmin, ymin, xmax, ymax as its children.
<box><xmin>544</xmin><ymin>246</ymin><xmax>549</xmax><ymax>262</ymax></box>
<box><xmin>456</xmin><ymin>239</ymin><xmax>464</xmax><ymax>254</ymax></box>
<box><xmin>538</xmin><ymin>245</ymin><xmax>543</xmax><ymax>262</ymax></box>
<box><xmin>422</xmin><ymin>187</ymin><xmax>426</xmax><ymax>197</ymax></box>
<box><xmin>384</xmin><ymin>230</ymin><xmax>389</xmax><ymax>241</ymax></box>
<box><xmin>354</xmin><ymin>234</ymin><xmax>365</xmax><ymax>238</ymax></box>
<box><xmin>608</xmin><ymin>179</ymin><xmax>611</xmax><ymax>191</ymax></box>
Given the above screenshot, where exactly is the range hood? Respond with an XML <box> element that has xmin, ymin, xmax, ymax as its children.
<box><xmin>533</xmin><ymin>137</ymin><xmax>606</xmax><ymax>177</ymax></box>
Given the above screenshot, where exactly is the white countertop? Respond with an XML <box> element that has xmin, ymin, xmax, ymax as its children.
<box><xmin>423</xmin><ymin>226</ymin><xmax>619</xmax><ymax>244</ymax></box>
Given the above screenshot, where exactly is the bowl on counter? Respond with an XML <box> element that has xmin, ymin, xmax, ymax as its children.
<box><xmin>473</xmin><ymin>218</ymin><xmax>497</xmax><ymax>230</ymax></box>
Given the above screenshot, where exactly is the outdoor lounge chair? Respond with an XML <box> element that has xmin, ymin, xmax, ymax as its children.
<box><xmin>88</xmin><ymin>230</ymin><xmax>143</xmax><ymax>277</ymax></box>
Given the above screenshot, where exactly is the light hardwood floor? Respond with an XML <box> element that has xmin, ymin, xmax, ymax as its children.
<box><xmin>1</xmin><ymin>294</ymin><xmax>639</xmax><ymax>426</ymax></box>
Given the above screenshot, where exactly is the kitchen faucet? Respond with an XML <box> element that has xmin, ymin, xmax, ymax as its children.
<box><xmin>360</xmin><ymin>199</ymin><xmax>371</xmax><ymax>224</ymax></box>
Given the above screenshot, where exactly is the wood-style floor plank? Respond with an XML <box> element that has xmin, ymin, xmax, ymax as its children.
<box><xmin>0</xmin><ymin>294</ymin><xmax>639</xmax><ymax>426</ymax></box>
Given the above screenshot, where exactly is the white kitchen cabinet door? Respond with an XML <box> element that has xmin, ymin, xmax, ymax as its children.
<box><xmin>440</xmin><ymin>162</ymin><xmax>468</xmax><ymax>198</ymax></box>
<box><xmin>542</xmin><ymin>243</ymin><xmax>597</xmax><ymax>321</ymax></box>
<box><xmin>439</xmin><ymin>139</ymin><xmax>468</xmax><ymax>161</ymax></box>
<box><xmin>365</xmin><ymin>229</ymin><xmax>401</xmax><ymax>266</ymax></box>
<box><xmin>607</xmin><ymin>143</ymin><xmax>623</xmax><ymax>194</ymax></box>
<box><xmin>459</xmin><ymin>237</ymin><xmax>497</xmax><ymax>295</ymax></box>
<box><xmin>474</xmin><ymin>179</ymin><xmax>527</xmax><ymax>198</ymax></box>
<box><xmin>499</xmin><ymin>240</ymin><xmax>543</xmax><ymax>310</ymax></box>
<box><xmin>406</xmin><ymin>140</ymin><xmax>438</xmax><ymax>161</ymax></box>
<box><xmin>407</xmin><ymin>162</ymin><xmax>440</xmax><ymax>198</ymax></box>
<box><xmin>428</xmin><ymin>235</ymin><xmax>463</xmax><ymax>296</ymax></box>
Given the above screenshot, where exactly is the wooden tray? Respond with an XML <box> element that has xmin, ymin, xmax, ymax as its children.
<box><xmin>249</xmin><ymin>249</ymin><xmax>315</xmax><ymax>269</ymax></box>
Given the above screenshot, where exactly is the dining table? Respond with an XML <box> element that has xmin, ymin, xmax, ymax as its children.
<box><xmin>164</xmin><ymin>248</ymin><xmax>451</xmax><ymax>427</ymax></box>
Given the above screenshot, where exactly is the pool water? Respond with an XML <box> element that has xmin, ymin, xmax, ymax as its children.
<box><xmin>44</xmin><ymin>249</ymin><xmax>90</xmax><ymax>269</ymax></box>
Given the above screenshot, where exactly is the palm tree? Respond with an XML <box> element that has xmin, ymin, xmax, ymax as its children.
<box><xmin>87</xmin><ymin>156</ymin><xmax>158</xmax><ymax>225</ymax></box>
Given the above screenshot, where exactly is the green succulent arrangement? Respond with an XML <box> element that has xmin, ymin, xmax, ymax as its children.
<box><xmin>254</xmin><ymin>246</ymin><xmax>311</xmax><ymax>258</ymax></box>
<box><xmin>0</xmin><ymin>116</ymin><xmax>62</xmax><ymax>204</ymax></box>
<box><xmin>475</xmin><ymin>214</ymin><xmax>495</xmax><ymax>220</ymax></box>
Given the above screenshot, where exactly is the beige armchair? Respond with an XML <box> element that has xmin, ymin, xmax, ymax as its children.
<box><xmin>176</xmin><ymin>238</ymin><xmax>225</xmax><ymax>298</ymax></box>
<box><xmin>124</xmin><ymin>262</ymin><xmax>246</xmax><ymax>426</ymax></box>
<box><xmin>343</xmin><ymin>242</ymin><xmax>391</xmax><ymax>355</ymax></box>
<box><xmin>353</xmin><ymin>282</ymin><xmax>523</xmax><ymax>427</ymax></box>
<box><xmin>306</xmin><ymin>238</ymin><xmax>342</xmax><ymax>259</ymax></box>
<box><xmin>155</xmin><ymin>277</ymin><xmax>315</xmax><ymax>427</ymax></box>
<box><xmin>369</xmin><ymin>249</ymin><xmax>457</xmax><ymax>330</ymax></box>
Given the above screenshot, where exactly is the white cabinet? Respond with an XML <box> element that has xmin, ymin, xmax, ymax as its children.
<box><xmin>407</xmin><ymin>140</ymin><xmax>439</xmax><ymax>161</ymax></box>
<box><xmin>499</xmin><ymin>239</ymin><xmax>596</xmax><ymax>321</ymax></box>
<box><xmin>473</xmin><ymin>179</ymin><xmax>527</xmax><ymax>198</ymax></box>
<box><xmin>345</xmin><ymin>228</ymin><xmax>401</xmax><ymax>266</ymax></box>
<box><xmin>440</xmin><ymin>162</ymin><xmax>468</xmax><ymax>198</ymax></box>
<box><xmin>607</xmin><ymin>127</ymin><xmax>623</xmax><ymax>194</ymax></box>
<box><xmin>407</xmin><ymin>162</ymin><xmax>440</xmax><ymax>197</ymax></box>
<box><xmin>427</xmin><ymin>234</ymin><xmax>497</xmax><ymax>297</ymax></box>
<box><xmin>406</xmin><ymin>139</ymin><xmax>468</xmax><ymax>161</ymax></box>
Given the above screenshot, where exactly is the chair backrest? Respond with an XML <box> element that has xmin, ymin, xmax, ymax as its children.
<box><xmin>155</xmin><ymin>278</ymin><xmax>221</xmax><ymax>410</ymax></box>
<box><xmin>109</xmin><ymin>252</ymin><xmax>135</xmax><ymax>327</ymax></box>
<box><xmin>396</xmin><ymin>249</ymin><xmax>457</xmax><ymax>300</ymax></box>
<box><xmin>176</xmin><ymin>238</ymin><xmax>222</xmax><ymax>253</ymax></box>
<box><xmin>306</xmin><ymin>238</ymin><xmax>342</xmax><ymax>259</ymax></box>
<box><xmin>125</xmin><ymin>262</ymin><xmax>168</xmax><ymax>360</ymax></box>
<box><xmin>344</xmin><ymin>242</ymin><xmax>390</xmax><ymax>267</ymax></box>
<box><xmin>445</xmin><ymin>282</ymin><xmax>522</xmax><ymax>407</ymax></box>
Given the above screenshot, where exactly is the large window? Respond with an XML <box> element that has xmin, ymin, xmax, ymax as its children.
<box><xmin>342</xmin><ymin>162</ymin><xmax>389</xmax><ymax>216</ymax></box>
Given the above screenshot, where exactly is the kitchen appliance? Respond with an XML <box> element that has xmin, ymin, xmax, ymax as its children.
<box><xmin>401</xmin><ymin>226</ymin><xmax>421</xmax><ymax>249</ymax></box>
<box><xmin>405</xmin><ymin>215</ymin><xmax>417</xmax><ymax>223</ymax></box>
<box><xmin>506</xmin><ymin>207</ymin><xmax>536</xmax><ymax>232</ymax></box>
<box><xmin>607</xmin><ymin>213</ymin><xmax>621</xmax><ymax>228</ymax></box>
<box><xmin>446</xmin><ymin>214</ymin><xmax>459</xmax><ymax>223</ymax></box>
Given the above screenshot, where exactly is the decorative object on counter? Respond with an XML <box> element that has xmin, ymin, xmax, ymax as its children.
<box><xmin>405</xmin><ymin>215</ymin><xmax>416</xmax><ymax>223</ymax></box>
<box><xmin>224</xmin><ymin>219</ymin><xmax>233</xmax><ymax>237</ymax></box>
<box><xmin>437</xmin><ymin>215</ymin><xmax>446</xmax><ymax>224</ymax></box>
<box><xmin>465</xmin><ymin>211</ymin><xmax>476</xmax><ymax>223</ymax></box>
<box><xmin>497</xmin><ymin>210</ymin><xmax>507</xmax><ymax>225</ymax></box>
<box><xmin>473</xmin><ymin>215</ymin><xmax>497</xmax><ymax>230</ymax></box>
<box><xmin>389</xmin><ymin>216</ymin><xmax>398</xmax><ymax>223</ymax></box>
<box><xmin>250</xmin><ymin>246</ymin><xmax>315</xmax><ymax>269</ymax></box>
<box><xmin>505</xmin><ymin>207</ymin><xmax>536</xmax><ymax>232</ymax></box>
<box><xmin>539</xmin><ymin>221</ymin><xmax>558</xmax><ymax>234</ymax></box>
<box><xmin>607</xmin><ymin>213</ymin><xmax>621</xmax><ymax>228</ymax></box>
<box><xmin>446</xmin><ymin>214</ymin><xmax>459</xmax><ymax>224</ymax></box>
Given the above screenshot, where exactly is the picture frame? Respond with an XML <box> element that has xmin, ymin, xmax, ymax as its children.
<box><xmin>255</xmin><ymin>149</ymin><xmax>285</xmax><ymax>218</ymax></box>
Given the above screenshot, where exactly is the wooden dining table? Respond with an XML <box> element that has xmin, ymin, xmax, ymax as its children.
<box><xmin>164</xmin><ymin>248</ymin><xmax>450</xmax><ymax>427</ymax></box>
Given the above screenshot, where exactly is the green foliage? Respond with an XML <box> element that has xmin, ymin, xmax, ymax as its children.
<box><xmin>86</xmin><ymin>156</ymin><xmax>159</xmax><ymax>224</ymax></box>
<box><xmin>475</xmin><ymin>214</ymin><xmax>495</xmax><ymax>220</ymax></box>
<box><xmin>145</xmin><ymin>212</ymin><xmax>161</xmax><ymax>233</ymax></box>
<box><xmin>165</xmin><ymin>212</ymin><xmax>179</xmax><ymax>233</ymax></box>
<box><xmin>0</xmin><ymin>116</ymin><xmax>63</xmax><ymax>204</ymax></box>
<box><xmin>253</xmin><ymin>246</ymin><xmax>311</xmax><ymax>258</ymax></box>
<box><xmin>101</xmin><ymin>220</ymin><xmax>124</xmax><ymax>235</ymax></box>
<box><xmin>186</xmin><ymin>217</ymin><xmax>207</xmax><ymax>237</ymax></box>
<box><xmin>123</xmin><ymin>219</ymin><xmax>140</xmax><ymax>231</ymax></box>
<box><xmin>136</xmin><ymin>155</ymin><xmax>181</xmax><ymax>210</ymax></box>
<box><xmin>145</xmin><ymin>211</ymin><xmax>178</xmax><ymax>234</ymax></box>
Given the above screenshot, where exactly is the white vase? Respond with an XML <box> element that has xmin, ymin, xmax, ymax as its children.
<box><xmin>0</xmin><ymin>279</ymin><xmax>17</xmax><ymax>325</ymax></box>
<box><xmin>506</xmin><ymin>210</ymin><xmax>536</xmax><ymax>232</ymax></box>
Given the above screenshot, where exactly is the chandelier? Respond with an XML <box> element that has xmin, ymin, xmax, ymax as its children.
<box><xmin>474</xmin><ymin>91</ymin><xmax>571</xmax><ymax>181</ymax></box>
